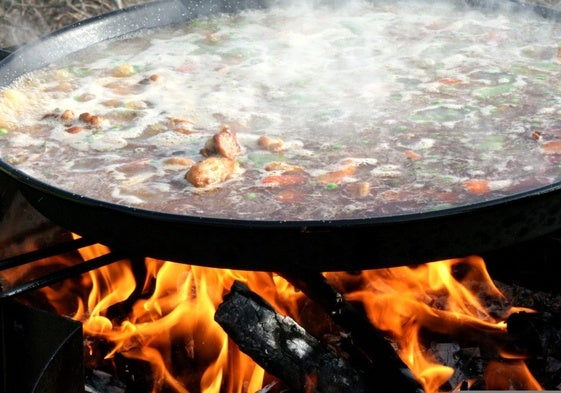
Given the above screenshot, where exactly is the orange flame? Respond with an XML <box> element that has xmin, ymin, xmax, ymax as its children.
<box><xmin>485</xmin><ymin>360</ymin><xmax>543</xmax><ymax>390</ymax></box>
<box><xmin>22</xmin><ymin>242</ymin><xmax>542</xmax><ymax>393</ymax></box>
<box><xmin>330</xmin><ymin>256</ymin><xmax>532</xmax><ymax>392</ymax></box>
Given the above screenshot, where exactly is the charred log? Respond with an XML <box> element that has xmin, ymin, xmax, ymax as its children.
<box><xmin>214</xmin><ymin>280</ymin><xmax>371</xmax><ymax>393</ymax></box>
<box><xmin>423</xmin><ymin>309</ymin><xmax>561</xmax><ymax>359</ymax></box>
<box><xmin>278</xmin><ymin>270</ymin><xmax>424</xmax><ymax>393</ymax></box>
<box><xmin>85</xmin><ymin>369</ymin><xmax>126</xmax><ymax>393</ymax></box>
<box><xmin>506</xmin><ymin>311</ymin><xmax>561</xmax><ymax>359</ymax></box>
<box><xmin>430</xmin><ymin>343</ymin><xmax>487</xmax><ymax>391</ymax></box>
<box><xmin>505</xmin><ymin>309</ymin><xmax>561</xmax><ymax>389</ymax></box>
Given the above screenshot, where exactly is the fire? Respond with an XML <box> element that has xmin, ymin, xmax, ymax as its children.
<box><xmin>19</xmin><ymin>241</ymin><xmax>543</xmax><ymax>393</ymax></box>
<box><xmin>65</xmin><ymin>242</ymin><xmax>304</xmax><ymax>393</ymax></box>
<box><xmin>330</xmin><ymin>257</ymin><xmax>537</xmax><ymax>392</ymax></box>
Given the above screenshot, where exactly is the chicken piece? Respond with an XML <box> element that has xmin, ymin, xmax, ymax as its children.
<box><xmin>344</xmin><ymin>181</ymin><xmax>371</xmax><ymax>197</ymax></box>
<box><xmin>185</xmin><ymin>157</ymin><xmax>238</xmax><ymax>187</ymax></box>
<box><xmin>164</xmin><ymin>157</ymin><xmax>195</xmax><ymax>167</ymax></box>
<box><xmin>317</xmin><ymin>164</ymin><xmax>357</xmax><ymax>185</ymax></box>
<box><xmin>200</xmin><ymin>125</ymin><xmax>241</xmax><ymax>159</ymax></box>
<box><xmin>168</xmin><ymin>116</ymin><xmax>195</xmax><ymax>134</ymax></box>
<box><xmin>60</xmin><ymin>109</ymin><xmax>76</xmax><ymax>122</ymax></box>
<box><xmin>79</xmin><ymin>112</ymin><xmax>106</xmax><ymax>126</ymax></box>
<box><xmin>264</xmin><ymin>161</ymin><xmax>304</xmax><ymax>172</ymax></box>
<box><xmin>112</xmin><ymin>63</ymin><xmax>135</xmax><ymax>77</ymax></box>
<box><xmin>257</xmin><ymin>135</ymin><xmax>284</xmax><ymax>152</ymax></box>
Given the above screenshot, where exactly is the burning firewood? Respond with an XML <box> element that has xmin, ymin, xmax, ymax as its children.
<box><xmin>279</xmin><ymin>270</ymin><xmax>425</xmax><ymax>393</ymax></box>
<box><xmin>85</xmin><ymin>369</ymin><xmax>126</xmax><ymax>393</ymax></box>
<box><xmin>214</xmin><ymin>280</ymin><xmax>372</xmax><ymax>393</ymax></box>
<box><xmin>506</xmin><ymin>311</ymin><xmax>561</xmax><ymax>359</ymax></box>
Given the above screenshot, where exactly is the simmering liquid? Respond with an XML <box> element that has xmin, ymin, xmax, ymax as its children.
<box><xmin>1</xmin><ymin>0</ymin><xmax>561</xmax><ymax>220</ymax></box>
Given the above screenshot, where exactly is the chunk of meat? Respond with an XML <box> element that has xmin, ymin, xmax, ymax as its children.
<box><xmin>60</xmin><ymin>109</ymin><xmax>76</xmax><ymax>122</ymax></box>
<box><xmin>344</xmin><ymin>181</ymin><xmax>371</xmax><ymax>197</ymax></box>
<box><xmin>112</xmin><ymin>63</ymin><xmax>135</xmax><ymax>77</ymax></box>
<box><xmin>316</xmin><ymin>163</ymin><xmax>357</xmax><ymax>185</ymax></box>
<box><xmin>541</xmin><ymin>140</ymin><xmax>561</xmax><ymax>155</ymax></box>
<box><xmin>79</xmin><ymin>112</ymin><xmax>106</xmax><ymax>126</ymax></box>
<box><xmin>164</xmin><ymin>157</ymin><xmax>195</xmax><ymax>167</ymax></box>
<box><xmin>264</xmin><ymin>161</ymin><xmax>304</xmax><ymax>172</ymax></box>
<box><xmin>200</xmin><ymin>125</ymin><xmax>241</xmax><ymax>159</ymax></box>
<box><xmin>185</xmin><ymin>157</ymin><xmax>238</xmax><ymax>187</ymax></box>
<box><xmin>257</xmin><ymin>135</ymin><xmax>285</xmax><ymax>152</ymax></box>
<box><xmin>168</xmin><ymin>116</ymin><xmax>195</xmax><ymax>134</ymax></box>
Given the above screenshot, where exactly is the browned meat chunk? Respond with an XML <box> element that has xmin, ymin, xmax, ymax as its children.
<box><xmin>200</xmin><ymin>125</ymin><xmax>241</xmax><ymax>159</ymax></box>
<box><xmin>257</xmin><ymin>135</ymin><xmax>284</xmax><ymax>152</ymax></box>
<box><xmin>344</xmin><ymin>181</ymin><xmax>371</xmax><ymax>197</ymax></box>
<box><xmin>60</xmin><ymin>109</ymin><xmax>76</xmax><ymax>122</ymax></box>
<box><xmin>163</xmin><ymin>157</ymin><xmax>195</xmax><ymax>167</ymax></box>
<box><xmin>79</xmin><ymin>112</ymin><xmax>104</xmax><ymax>126</ymax></box>
<box><xmin>185</xmin><ymin>157</ymin><xmax>238</xmax><ymax>187</ymax></box>
<box><xmin>65</xmin><ymin>126</ymin><xmax>85</xmax><ymax>134</ymax></box>
<box><xmin>168</xmin><ymin>116</ymin><xmax>195</xmax><ymax>135</ymax></box>
<box><xmin>264</xmin><ymin>161</ymin><xmax>304</xmax><ymax>172</ymax></box>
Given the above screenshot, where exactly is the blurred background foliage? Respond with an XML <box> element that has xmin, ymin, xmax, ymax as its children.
<box><xmin>0</xmin><ymin>0</ymin><xmax>148</xmax><ymax>48</ymax></box>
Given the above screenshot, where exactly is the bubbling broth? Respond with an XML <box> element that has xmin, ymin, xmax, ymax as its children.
<box><xmin>1</xmin><ymin>0</ymin><xmax>561</xmax><ymax>221</ymax></box>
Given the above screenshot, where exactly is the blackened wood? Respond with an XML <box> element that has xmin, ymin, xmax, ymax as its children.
<box><xmin>431</xmin><ymin>344</ymin><xmax>486</xmax><ymax>392</ymax></box>
<box><xmin>214</xmin><ymin>280</ymin><xmax>371</xmax><ymax>393</ymax></box>
<box><xmin>85</xmin><ymin>369</ymin><xmax>126</xmax><ymax>393</ymax></box>
<box><xmin>412</xmin><ymin>304</ymin><xmax>508</xmax><ymax>349</ymax></box>
<box><xmin>506</xmin><ymin>311</ymin><xmax>561</xmax><ymax>359</ymax></box>
<box><xmin>279</xmin><ymin>270</ymin><xmax>424</xmax><ymax>393</ymax></box>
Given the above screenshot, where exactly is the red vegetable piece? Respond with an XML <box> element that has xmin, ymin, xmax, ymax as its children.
<box><xmin>462</xmin><ymin>179</ymin><xmax>491</xmax><ymax>194</ymax></box>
